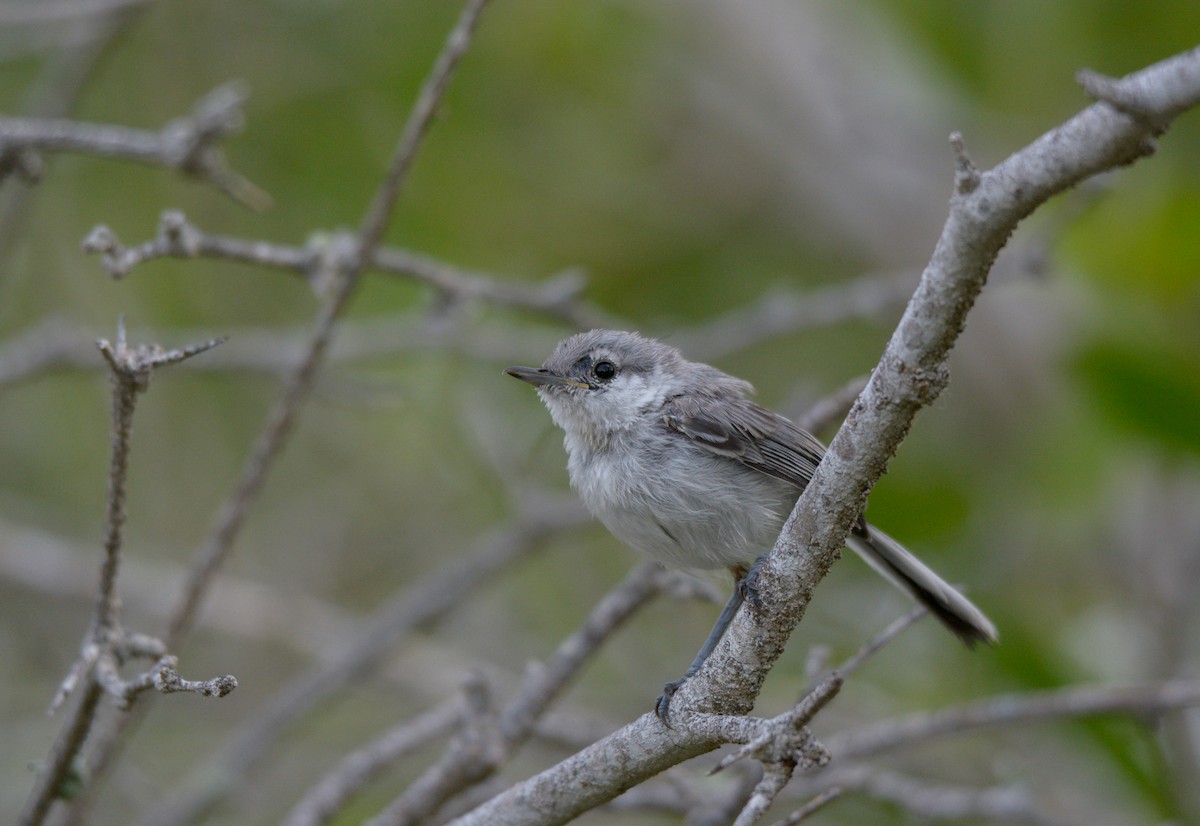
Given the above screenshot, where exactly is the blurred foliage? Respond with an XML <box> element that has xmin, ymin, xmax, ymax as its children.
<box><xmin>2</xmin><ymin>1</ymin><xmax>1199</xmax><ymax>824</ymax></box>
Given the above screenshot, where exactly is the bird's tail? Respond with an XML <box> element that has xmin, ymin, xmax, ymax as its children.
<box><xmin>846</xmin><ymin>524</ymin><xmax>997</xmax><ymax>646</ymax></box>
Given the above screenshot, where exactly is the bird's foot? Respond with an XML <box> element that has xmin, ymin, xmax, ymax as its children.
<box><xmin>655</xmin><ymin>677</ymin><xmax>688</xmax><ymax>726</ymax></box>
<box><xmin>738</xmin><ymin>553</ymin><xmax>768</xmax><ymax>612</ymax></box>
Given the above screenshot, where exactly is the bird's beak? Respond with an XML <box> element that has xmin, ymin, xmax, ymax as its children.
<box><xmin>504</xmin><ymin>366</ymin><xmax>591</xmax><ymax>389</ymax></box>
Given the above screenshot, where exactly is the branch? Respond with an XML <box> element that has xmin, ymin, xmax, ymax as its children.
<box><xmin>352</xmin><ymin>0</ymin><xmax>492</xmax><ymax>266</ymax></box>
<box><xmin>66</xmin><ymin>0</ymin><xmax>498</xmax><ymax>813</ymax></box>
<box><xmin>0</xmin><ymin>83</ymin><xmax>269</xmax><ymax>209</ymax></box>
<box><xmin>828</xmin><ymin>679</ymin><xmax>1200</xmax><ymax>760</ymax></box>
<box><xmin>838</xmin><ymin>770</ymin><xmax>1061</xmax><ymax>826</ymax></box>
<box><xmin>365</xmin><ymin>561</ymin><xmax>668</xmax><ymax>825</ymax></box>
<box><xmin>791</xmin><ymin>374</ymin><xmax>870</xmax><ymax>436</ymax></box>
<box><xmin>19</xmin><ymin>322</ymin><xmax>229</xmax><ymax>826</ymax></box>
<box><xmin>282</xmin><ymin>697</ymin><xmax>463</xmax><ymax>826</ymax></box>
<box><xmin>665</xmin><ymin>39</ymin><xmax>1200</xmax><ymax>737</ymax></box>
<box><xmin>446</xmin><ymin>44</ymin><xmax>1200</xmax><ymax>826</ymax></box>
<box><xmin>674</xmin><ymin>270</ymin><xmax>919</xmax><ymax>362</ymax></box>
<box><xmin>771</xmin><ymin>786</ymin><xmax>845</xmax><ymax>825</ymax></box>
<box><xmin>79</xmin><ymin>210</ymin><xmax>603</xmax><ymax>327</ymax></box>
<box><xmin>139</xmin><ymin>494</ymin><xmax>587</xmax><ymax>826</ymax></box>
<box><xmin>712</xmin><ymin>608</ymin><xmax>925</xmax><ymax>823</ymax></box>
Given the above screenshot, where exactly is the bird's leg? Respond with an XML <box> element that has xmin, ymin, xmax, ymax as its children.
<box><xmin>655</xmin><ymin>584</ymin><xmax>745</xmax><ymax>724</ymax></box>
<box><xmin>655</xmin><ymin>555</ymin><xmax>773</xmax><ymax>725</ymax></box>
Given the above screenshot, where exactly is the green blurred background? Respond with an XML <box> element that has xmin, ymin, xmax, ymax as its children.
<box><xmin>2</xmin><ymin>1</ymin><xmax>1199</xmax><ymax>823</ymax></box>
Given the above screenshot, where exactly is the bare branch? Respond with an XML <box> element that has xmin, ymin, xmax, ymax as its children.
<box><xmin>0</xmin><ymin>0</ymin><xmax>146</xmax><ymax>257</ymax></box>
<box><xmin>713</xmin><ymin>606</ymin><xmax>924</xmax><ymax>782</ymax></box>
<box><xmin>367</xmin><ymin>560</ymin><xmax>668</xmax><ymax>825</ymax></box>
<box><xmin>770</xmin><ymin>786</ymin><xmax>844</xmax><ymax>825</ymax></box>
<box><xmin>0</xmin><ymin>83</ymin><xmax>269</xmax><ymax>208</ymax></box>
<box><xmin>833</xmin><ymin>606</ymin><xmax>927</xmax><ymax>681</ymax></box>
<box><xmin>165</xmin><ymin>0</ymin><xmax>491</xmax><ymax>654</ymax></box>
<box><xmin>445</xmin><ymin>44</ymin><xmax>1200</xmax><ymax>826</ymax></box>
<box><xmin>733</xmin><ymin>765</ymin><xmax>793</xmax><ymax>826</ymax></box>
<box><xmin>852</xmin><ymin>771</ymin><xmax>1060</xmax><ymax>826</ymax></box>
<box><xmin>29</xmin><ymin>14</ymin><xmax>499</xmax><ymax>811</ymax></box>
<box><xmin>94</xmin><ymin>652</ymin><xmax>236</xmax><ymax>709</ymax></box>
<box><xmin>19</xmin><ymin>322</ymin><xmax>228</xmax><ymax>826</ymax></box>
<box><xmin>354</xmin><ymin>0</ymin><xmax>492</xmax><ymax>266</ymax></box>
<box><xmin>791</xmin><ymin>374</ymin><xmax>870</xmax><ymax>436</ymax></box>
<box><xmin>91</xmin><ymin>318</ymin><xmax>223</xmax><ymax>645</ymax></box>
<box><xmin>664</xmin><ymin>38</ymin><xmax>1200</xmax><ymax>738</ymax></box>
<box><xmin>283</xmin><ymin>698</ymin><xmax>463</xmax><ymax>826</ymax></box>
<box><xmin>140</xmin><ymin>496</ymin><xmax>587</xmax><ymax>826</ymax></box>
<box><xmin>675</xmin><ymin>270</ymin><xmax>919</xmax><ymax>362</ymax></box>
<box><xmin>710</xmin><ymin>676</ymin><xmax>838</xmax><ymax>777</ymax></box>
<box><xmin>829</xmin><ymin>679</ymin><xmax>1200</xmax><ymax>760</ymax></box>
<box><xmin>80</xmin><ymin>211</ymin><xmax>603</xmax><ymax>326</ymax></box>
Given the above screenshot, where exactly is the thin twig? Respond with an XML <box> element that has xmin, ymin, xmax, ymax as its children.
<box><xmin>282</xmin><ymin>698</ymin><xmax>464</xmax><ymax>826</ymax></box>
<box><xmin>169</xmin><ymin>0</ymin><xmax>490</xmax><ymax>660</ymax></box>
<box><xmin>770</xmin><ymin>787</ymin><xmax>844</xmax><ymax>825</ymax></box>
<box><xmin>0</xmin><ymin>1</ymin><xmax>147</xmax><ymax>258</ymax></box>
<box><xmin>353</xmin><ymin>0</ymin><xmax>492</xmax><ymax>266</ymax></box>
<box><xmin>19</xmin><ymin>322</ymin><xmax>226</xmax><ymax>826</ymax></box>
<box><xmin>79</xmin><ymin>211</ymin><xmax>601</xmax><ymax>326</ymax></box>
<box><xmin>829</xmin><ymin>679</ymin><xmax>1200</xmax><ymax>760</ymax></box>
<box><xmin>69</xmin><ymin>0</ymin><xmax>497</xmax><ymax>817</ymax></box>
<box><xmin>733</xmin><ymin>765</ymin><xmax>793</xmax><ymax>826</ymax></box>
<box><xmin>366</xmin><ymin>560</ymin><xmax>667</xmax><ymax>825</ymax></box>
<box><xmin>834</xmin><ymin>606</ymin><xmax>927</xmax><ymax>681</ymax></box>
<box><xmin>791</xmin><ymin>374</ymin><xmax>870</xmax><ymax>436</ymax></box>
<box><xmin>139</xmin><ymin>496</ymin><xmax>586</xmax><ymax>826</ymax></box>
<box><xmin>674</xmin><ymin>271</ymin><xmax>919</xmax><ymax>362</ymax></box>
<box><xmin>0</xmin><ymin>83</ymin><xmax>269</xmax><ymax>208</ymax></box>
<box><xmin>855</xmin><ymin>771</ymin><xmax>1059</xmax><ymax>826</ymax></box>
<box><xmin>711</xmin><ymin>607</ymin><xmax>925</xmax><ymax>783</ymax></box>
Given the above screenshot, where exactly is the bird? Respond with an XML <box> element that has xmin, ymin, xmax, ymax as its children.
<box><xmin>506</xmin><ymin>329</ymin><xmax>996</xmax><ymax>721</ymax></box>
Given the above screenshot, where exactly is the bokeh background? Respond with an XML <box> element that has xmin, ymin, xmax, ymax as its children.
<box><xmin>2</xmin><ymin>1</ymin><xmax>1199</xmax><ymax>823</ymax></box>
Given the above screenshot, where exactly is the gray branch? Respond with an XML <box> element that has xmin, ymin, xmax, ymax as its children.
<box><xmin>19</xmin><ymin>322</ymin><xmax>228</xmax><ymax>826</ymax></box>
<box><xmin>365</xmin><ymin>561</ymin><xmax>668</xmax><ymax>825</ymax></box>
<box><xmin>67</xmin><ymin>0</ymin><xmax>501</xmax><ymax>815</ymax></box>
<box><xmin>828</xmin><ymin>679</ymin><xmax>1200</xmax><ymax>760</ymax></box>
<box><xmin>445</xmin><ymin>43</ymin><xmax>1200</xmax><ymax>826</ymax></box>
<box><xmin>79</xmin><ymin>210</ymin><xmax>603</xmax><ymax>328</ymax></box>
<box><xmin>0</xmin><ymin>82</ymin><xmax>269</xmax><ymax>209</ymax></box>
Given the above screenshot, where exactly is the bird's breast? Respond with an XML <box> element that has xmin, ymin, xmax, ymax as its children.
<box><xmin>562</xmin><ymin>429</ymin><xmax>796</xmax><ymax>572</ymax></box>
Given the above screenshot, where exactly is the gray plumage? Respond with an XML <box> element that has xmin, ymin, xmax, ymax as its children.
<box><xmin>506</xmin><ymin>329</ymin><xmax>997</xmax><ymax>647</ymax></box>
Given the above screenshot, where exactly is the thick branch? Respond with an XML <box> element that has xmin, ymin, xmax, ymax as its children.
<box><xmin>448</xmin><ymin>44</ymin><xmax>1200</xmax><ymax>826</ymax></box>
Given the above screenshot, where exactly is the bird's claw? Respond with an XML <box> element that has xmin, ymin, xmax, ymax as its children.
<box><xmin>738</xmin><ymin>554</ymin><xmax>767</xmax><ymax>612</ymax></box>
<box><xmin>655</xmin><ymin>677</ymin><xmax>687</xmax><ymax>726</ymax></box>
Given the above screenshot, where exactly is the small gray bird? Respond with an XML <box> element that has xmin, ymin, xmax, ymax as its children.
<box><xmin>506</xmin><ymin>329</ymin><xmax>996</xmax><ymax>720</ymax></box>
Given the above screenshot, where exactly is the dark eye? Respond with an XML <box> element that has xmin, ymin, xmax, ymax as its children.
<box><xmin>592</xmin><ymin>360</ymin><xmax>617</xmax><ymax>381</ymax></box>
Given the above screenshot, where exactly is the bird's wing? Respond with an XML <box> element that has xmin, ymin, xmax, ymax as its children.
<box><xmin>661</xmin><ymin>393</ymin><xmax>827</xmax><ymax>491</ymax></box>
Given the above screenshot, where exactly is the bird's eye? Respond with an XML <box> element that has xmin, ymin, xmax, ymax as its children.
<box><xmin>592</xmin><ymin>360</ymin><xmax>617</xmax><ymax>381</ymax></box>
